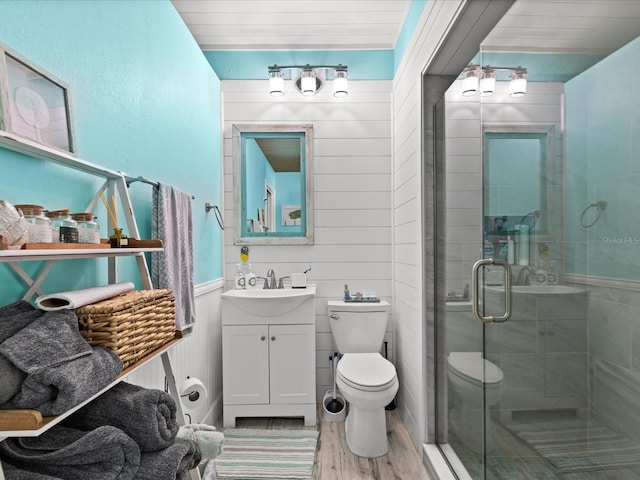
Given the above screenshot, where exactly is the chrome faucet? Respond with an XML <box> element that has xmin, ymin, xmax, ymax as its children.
<box><xmin>516</xmin><ymin>266</ymin><xmax>534</xmax><ymax>285</ymax></box>
<box><xmin>266</xmin><ymin>269</ymin><xmax>277</xmax><ymax>289</ymax></box>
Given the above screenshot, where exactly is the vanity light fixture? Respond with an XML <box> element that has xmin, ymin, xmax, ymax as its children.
<box><xmin>333</xmin><ymin>67</ymin><xmax>349</xmax><ymax>98</ymax></box>
<box><xmin>267</xmin><ymin>64</ymin><xmax>349</xmax><ymax>97</ymax></box>
<box><xmin>460</xmin><ymin>65</ymin><xmax>527</xmax><ymax>97</ymax></box>
<box><xmin>299</xmin><ymin>67</ymin><xmax>317</xmax><ymax>96</ymax></box>
<box><xmin>269</xmin><ymin>69</ymin><xmax>285</xmax><ymax>96</ymax></box>
<box><xmin>508</xmin><ymin>69</ymin><xmax>527</xmax><ymax>97</ymax></box>
<box><xmin>480</xmin><ymin>69</ymin><xmax>496</xmax><ymax>96</ymax></box>
<box><xmin>461</xmin><ymin>66</ymin><xmax>480</xmax><ymax>96</ymax></box>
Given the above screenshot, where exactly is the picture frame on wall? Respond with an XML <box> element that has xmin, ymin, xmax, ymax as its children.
<box><xmin>0</xmin><ymin>45</ymin><xmax>74</xmax><ymax>153</ymax></box>
<box><xmin>281</xmin><ymin>204</ymin><xmax>302</xmax><ymax>226</ymax></box>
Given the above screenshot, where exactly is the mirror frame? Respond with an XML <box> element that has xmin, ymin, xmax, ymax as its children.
<box><xmin>232</xmin><ymin>124</ymin><xmax>314</xmax><ymax>245</ymax></box>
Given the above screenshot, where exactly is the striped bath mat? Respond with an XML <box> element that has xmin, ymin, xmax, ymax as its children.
<box><xmin>215</xmin><ymin>429</ymin><xmax>319</xmax><ymax>479</ymax></box>
<box><xmin>507</xmin><ymin>418</ymin><xmax>640</xmax><ymax>472</ymax></box>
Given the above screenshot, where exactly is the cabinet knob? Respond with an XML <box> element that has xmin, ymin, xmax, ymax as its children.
<box><xmin>271</xmin><ymin>336</ymin><xmax>276</xmax><ymax>341</ymax></box>
<box><xmin>261</xmin><ymin>336</ymin><xmax>266</xmax><ymax>341</ymax></box>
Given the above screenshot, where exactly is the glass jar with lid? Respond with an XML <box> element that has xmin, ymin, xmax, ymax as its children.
<box><xmin>46</xmin><ymin>209</ymin><xmax>78</xmax><ymax>243</ymax></box>
<box><xmin>14</xmin><ymin>204</ymin><xmax>52</xmax><ymax>243</ymax></box>
<box><xmin>71</xmin><ymin>212</ymin><xmax>100</xmax><ymax>244</ymax></box>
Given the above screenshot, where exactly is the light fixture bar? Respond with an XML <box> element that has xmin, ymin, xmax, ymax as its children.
<box><xmin>267</xmin><ymin>64</ymin><xmax>349</xmax><ymax>97</ymax></box>
<box><xmin>268</xmin><ymin>64</ymin><xmax>348</xmax><ymax>71</ymax></box>
<box><xmin>459</xmin><ymin>64</ymin><xmax>528</xmax><ymax>97</ymax></box>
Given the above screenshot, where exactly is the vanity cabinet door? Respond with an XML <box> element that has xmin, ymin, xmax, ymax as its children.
<box><xmin>269</xmin><ymin>324</ymin><xmax>315</xmax><ymax>405</ymax></box>
<box><xmin>222</xmin><ymin>325</ymin><xmax>270</xmax><ymax>405</ymax></box>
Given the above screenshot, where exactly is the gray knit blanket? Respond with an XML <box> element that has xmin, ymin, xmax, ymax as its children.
<box><xmin>64</xmin><ymin>381</ymin><xmax>179</xmax><ymax>452</ymax></box>
<box><xmin>0</xmin><ymin>463</ymin><xmax>63</xmax><ymax>479</ymax></box>
<box><xmin>0</xmin><ymin>425</ymin><xmax>140</xmax><ymax>480</ymax></box>
<box><xmin>0</xmin><ymin>305</ymin><xmax>123</xmax><ymax>416</ymax></box>
<box><xmin>135</xmin><ymin>438</ymin><xmax>199</xmax><ymax>480</ymax></box>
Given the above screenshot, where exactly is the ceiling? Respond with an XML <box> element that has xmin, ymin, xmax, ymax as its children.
<box><xmin>170</xmin><ymin>0</ymin><xmax>412</xmax><ymax>50</ymax></box>
<box><xmin>171</xmin><ymin>0</ymin><xmax>640</xmax><ymax>169</ymax></box>
<box><xmin>172</xmin><ymin>0</ymin><xmax>640</xmax><ymax>56</ymax></box>
<box><xmin>482</xmin><ymin>0</ymin><xmax>640</xmax><ymax>55</ymax></box>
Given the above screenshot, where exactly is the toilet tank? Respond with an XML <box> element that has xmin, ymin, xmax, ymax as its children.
<box><xmin>327</xmin><ymin>300</ymin><xmax>390</xmax><ymax>353</ymax></box>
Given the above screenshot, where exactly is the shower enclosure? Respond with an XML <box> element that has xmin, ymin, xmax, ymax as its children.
<box><xmin>436</xmin><ymin>7</ymin><xmax>640</xmax><ymax>479</ymax></box>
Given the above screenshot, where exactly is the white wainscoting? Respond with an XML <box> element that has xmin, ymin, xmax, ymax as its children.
<box><xmin>126</xmin><ymin>278</ymin><xmax>224</xmax><ymax>426</ymax></box>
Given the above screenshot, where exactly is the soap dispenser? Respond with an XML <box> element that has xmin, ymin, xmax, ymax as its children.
<box><xmin>234</xmin><ymin>264</ymin><xmax>246</xmax><ymax>290</ymax></box>
<box><xmin>245</xmin><ymin>263</ymin><xmax>257</xmax><ymax>289</ymax></box>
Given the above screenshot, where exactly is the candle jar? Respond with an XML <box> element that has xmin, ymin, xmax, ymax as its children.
<box><xmin>46</xmin><ymin>209</ymin><xmax>78</xmax><ymax>243</ymax></box>
<box><xmin>72</xmin><ymin>212</ymin><xmax>101</xmax><ymax>244</ymax></box>
<box><xmin>14</xmin><ymin>204</ymin><xmax>52</xmax><ymax>243</ymax></box>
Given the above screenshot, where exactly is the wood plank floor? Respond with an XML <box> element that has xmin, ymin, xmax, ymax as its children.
<box><xmin>226</xmin><ymin>405</ymin><xmax>433</xmax><ymax>480</ymax></box>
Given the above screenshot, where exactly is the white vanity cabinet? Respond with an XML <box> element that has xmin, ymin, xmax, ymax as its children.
<box><xmin>221</xmin><ymin>287</ymin><xmax>316</xmax><ymax>427</ymax></box>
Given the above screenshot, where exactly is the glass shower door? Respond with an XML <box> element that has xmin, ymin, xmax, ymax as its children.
<box><xmin>439</xmin><ymin>4</ymin><xmax>640</xmax><ymax>479</ymax></box>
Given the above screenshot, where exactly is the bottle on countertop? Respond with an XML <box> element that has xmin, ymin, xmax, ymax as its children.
<box><xmin>234</xmin><ymin>264</ymin><xmax>246</xmax><ymax>290</ymax></box>
<box><xmin>344</xmin><ymin>284</ymin><xmax>350</xmax><ymax>301</ymax></box>
<box><xmin>507</xmin><ymin>235</ymin><xmax>515</xmax><ymax>264</ymax></box>
<box><xmin>483</xmin><ymin>234</ymin><xmax>494</xmax><ymax>258</ymax></box>
<box><xmin>245</xmin><ymin>263</ymin><xmax>257</xmax><ymax>289</ymax></box>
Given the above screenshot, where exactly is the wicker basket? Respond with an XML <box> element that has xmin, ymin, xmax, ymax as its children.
<box><xmin>75</xmin><ymin>289</ymin><xmax>176</xmax><ymax>368</ymax></box>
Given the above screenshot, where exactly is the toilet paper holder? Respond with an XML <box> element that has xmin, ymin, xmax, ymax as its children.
<box><xmin>180</xmin><ymin>377</ymin><xmax>208</xmax><ymax>408</ymax></box>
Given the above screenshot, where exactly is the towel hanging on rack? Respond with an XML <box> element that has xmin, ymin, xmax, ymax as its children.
<box><xmin>152</xmin><ymin>183</ymin><xmax>196</xmax><ymax>333</ymax></box>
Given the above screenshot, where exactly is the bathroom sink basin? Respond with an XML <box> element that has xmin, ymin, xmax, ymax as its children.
<box><xmin>221</xmin><ymin>286</ymin><xmax>316</xmax><ymax>323</ymax></box>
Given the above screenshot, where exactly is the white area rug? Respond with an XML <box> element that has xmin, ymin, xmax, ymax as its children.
<box><xmin>214</xmin><ymin>428</ymin><xmax>318</xmax><ymax>480</ymax></box>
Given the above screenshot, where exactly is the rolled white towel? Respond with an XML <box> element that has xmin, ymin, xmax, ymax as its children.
<box><xmin>177</xmin><ymin>424</ymin><xmax>224</xmax><ymax>460</ymax></box>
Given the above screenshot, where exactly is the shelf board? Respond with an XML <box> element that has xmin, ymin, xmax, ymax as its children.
<box><xmin>0</xmin><ymin>247</ymin><xmax>163</xmax><ymax>262</ymax></box>
<box><xmin>0</xmin><ymin>334</ymin><xmax>182</xmax><ymax>438</ymax></box>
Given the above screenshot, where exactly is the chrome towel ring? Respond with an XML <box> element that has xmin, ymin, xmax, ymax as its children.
<box><xmin>580</xmin><ymin>201</ymin><xmax>607</xmax><ymax>228</ymax></box>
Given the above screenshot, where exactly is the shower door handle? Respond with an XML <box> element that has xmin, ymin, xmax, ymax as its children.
<box><xmin>472</xmin><ymin>258</ymin><xmax>512</xmax><ymax>323</ymax></box>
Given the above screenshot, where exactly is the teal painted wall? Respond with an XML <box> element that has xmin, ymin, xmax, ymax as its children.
<box><xmin>565</xmin><ymin>36</ymin><xmax>640</xmax><ymax>279</ymax></box>
<box><xmin>0</xmin><ymin>0</ymin><xmax>223</xmax><ymax>304</ymax></box>
<box><xmin>394</xmin><ymin>0</ymin><xmax>426</xmax><ymax>71</ymax></box>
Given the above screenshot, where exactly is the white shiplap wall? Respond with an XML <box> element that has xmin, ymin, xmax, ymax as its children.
<box><xmin>221</xmin><ymin>80</ymin><xmax>393</xmax><ymax>402</ymax></box>
<box><xmin>391</xmin><ymin>0</ymin><xmax>466</xmax><ymax>449</ymax></box>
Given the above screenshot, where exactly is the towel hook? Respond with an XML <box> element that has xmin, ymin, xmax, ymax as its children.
<box><xmin>205</xmin><ymin>203</ymin><xmax>225</xmax><ymax>230</ymax></box>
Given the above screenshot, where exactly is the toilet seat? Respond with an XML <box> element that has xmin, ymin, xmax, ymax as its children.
<box><xmin>447</xmin><ymin>352</ymin><xmax>503</xmax><ymax>386</ymax></box>
<box><xmin>337</xmin><ymin>353</ymin><xmax>397</xmax><ymax>392</ymax></box>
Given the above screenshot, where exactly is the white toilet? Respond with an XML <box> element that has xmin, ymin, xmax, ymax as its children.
<box><xmin>327</xmin><ymin>300</ymin><xmax>399</xmax><ymax>458</ymax></box>
<box><xmin>447</xmin><ymin>351</ymin><xmax>503</xmax><ymax>453</ymax></box>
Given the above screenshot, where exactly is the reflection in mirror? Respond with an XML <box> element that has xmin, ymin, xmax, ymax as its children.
<box><xmin>233</xmin><ymin>124</ymin><xmax>313</xmax><ymax>245</ymax></box>
<box><xmin>483</xmin><ymin>126</ymin><xmax>554</xmax><ymax>237</ymax></box>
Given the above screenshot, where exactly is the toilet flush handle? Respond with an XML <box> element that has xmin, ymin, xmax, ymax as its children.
<box><xmin>330</xmin><ymin>314</ymin><xmax>340</xmax><ymax>320</ymax></box>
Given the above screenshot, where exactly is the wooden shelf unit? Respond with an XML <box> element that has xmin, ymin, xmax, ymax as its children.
<box><xmin>0</xmin><ymin>130</ymin><xmax>197</xmax><ymax>479</ymax></box>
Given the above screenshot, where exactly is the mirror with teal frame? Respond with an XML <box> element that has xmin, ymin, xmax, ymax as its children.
<box><xmin>233</xmin><ymin>124</ymin><xmax>314</xmax><ymax>245</ymax></box>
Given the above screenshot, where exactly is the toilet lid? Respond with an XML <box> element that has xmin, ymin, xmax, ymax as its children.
<box><xmin>447</xmin><ymin>352</ymin><xmax>503</xmax><ymax>385</ymax></box>
<box><xmin>337</xmin><ymin>353</ymin><xmax>397</xmax><ymax>391</ymax></box>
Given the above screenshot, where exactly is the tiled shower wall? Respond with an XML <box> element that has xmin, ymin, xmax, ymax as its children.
<box><xmin>564</xmin><ymin>36</ymin><xmax>640</xmax><ymax>439</ymax></box>
<box><xmin>582</xmin><ymin>279</ymin><xmax>640</xmax><ymax>440</ymax></box>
